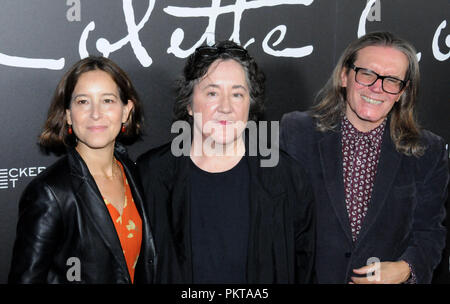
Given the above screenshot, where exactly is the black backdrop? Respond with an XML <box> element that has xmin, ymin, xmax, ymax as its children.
<box><xmin>0</xmin><ymin>0</ymin><xmax>448</xmax><ymax>284</ymax></box>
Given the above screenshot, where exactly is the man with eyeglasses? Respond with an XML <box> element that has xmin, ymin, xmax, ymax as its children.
<box><xmin>280</xmin><ymin>31</ymin><xmax>448</xmax><ymax>284</ymax></box>
<box><xmin>137</xmin><ymin>40</ymin><xmax>315</xmax><ymax>283</ymax></box>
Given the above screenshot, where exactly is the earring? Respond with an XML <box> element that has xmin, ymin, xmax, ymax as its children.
<box><xmin>121</xmin><ymin>124</ymin><xmax>126</xmax><ymax>133</ymax></box>
<box><xmin>68</xmin><ymin>125</ymin><xmax>73</xmax><ymax>135</ymax></box>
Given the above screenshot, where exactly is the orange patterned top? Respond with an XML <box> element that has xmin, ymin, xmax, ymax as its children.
<box><xmin>104</xmin><ymin>160</ymin><xmax>142</xmax><ymax>283</ymax></box>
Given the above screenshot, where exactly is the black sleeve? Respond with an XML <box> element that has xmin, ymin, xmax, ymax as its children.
<box><xmin>8</xmin><ymin>180</ymin><xmax>63</xmax><ymax>283</ymax></box>
<box><xmin>288</xmin><ymin>157</ymin><xmax>316</xmax><ymax>284</ymax></box>
<box><xmin>400</xmin><ymin>135</ymin><xmax>449</xmax><ymax>283</ymax></box>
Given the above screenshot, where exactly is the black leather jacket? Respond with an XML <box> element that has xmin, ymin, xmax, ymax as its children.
<box><xmin>8</xmin><ymin>145</ymin><xmax>157</xmax><ymax>284</ymax></box>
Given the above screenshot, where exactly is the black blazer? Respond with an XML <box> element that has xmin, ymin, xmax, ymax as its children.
<box><xmin>280</xmin><ymin>111</ymin><xmax>448</xmax><ymax>283</ymax></box>
<box><xmin>136</xmin><ymin>141</ymin><xmax>315</xmax><ymax>283</ymax></box>
<box><xmin>8</xmin><ymin>145</ymin><xmax>156</xmax><ymax>284</ymax></box>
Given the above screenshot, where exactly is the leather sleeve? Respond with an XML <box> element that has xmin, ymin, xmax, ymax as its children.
<box><xmin>8</xmin><ymin>179</ymin><xmax>64</xmax><ymax>283</ymax></box>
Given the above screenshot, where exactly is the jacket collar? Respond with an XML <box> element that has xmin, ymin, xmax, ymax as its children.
<box><xmin>317</xmin><ymin>117</ymin><xmax>403</xmax><ymax>246</ymax></box>
<box><xmin>172</xmin><ymin>127</ymin><xmax>274</xmax><ymax>192</ymax></box>
<box><xmin>67</xmin><ymin>143</ymin><xmax>130</xmax><ymax>179</ymax></box>
<box><xmin>353</xmin><ymin>120</ymin><xmax>402</xmax><ymax>248</ymax></box>
<box><xmin>318</xmin><ymin>124</ymin><xmax>353</xmax><ymax>244</ymax></box>
<box><xmin>67</xmin><ymin>144</ymin><xmax>132</xmax><ymax>282</ymax></box>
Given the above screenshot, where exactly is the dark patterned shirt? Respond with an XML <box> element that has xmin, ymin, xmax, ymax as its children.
<box><xmin>341</xmin><ymin>116</ymin><xmax>386</xmax><ymax>242</ymax></box>
<box><xmin>341</xmin><ymin>117</ymin><xmax>416</xmax><ymax>283</ymax></box>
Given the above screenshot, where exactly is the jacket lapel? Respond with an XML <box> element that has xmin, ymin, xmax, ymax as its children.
<box><xmin>246</xmin><ymin>154</ymin><xmax>273</xmax><ymax>283</ymax></box>
<box><xmin>68</xmin><ymin>149</ymin><xmax>130</xmax><ymax>281</ymax></box>
<box><xmin>245</xmin><ymin>134</ymin><xmax>288</xmax><ymax>283</ymax></box>
<box><xmin>170</xmin><ymin>155</ymin><xmax>193</xmax><ymax>282</ymax></box>
<box><xmin>318</xmin><ymin>129</ymin><xmax>353</xmax><ymax>244</ymax></box>
<box><xmin>354</xmin><ymin>123</ymin><xmax>402</xmax><ymax>248</ymax></box>
<box><xmin>116</xmin><ymin>152</ymin><xmax>157</xmax><ymax>278</ymax></box>
<box><xmin>116</xmin><ymin>153</ymin><xmax>146</xmax><ymax>228</ymax></box>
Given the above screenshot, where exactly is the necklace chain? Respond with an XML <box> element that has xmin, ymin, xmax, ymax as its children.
<box><xmin>91</xmin><ymin>158</ymin><xmax>121</xmax><ymax>180</ymax></box>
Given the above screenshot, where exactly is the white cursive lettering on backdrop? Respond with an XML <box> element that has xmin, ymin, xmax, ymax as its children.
<box><xmin>432</xmin><ymin>20</ymin><xmax>450</xmax><ymax>61</ymax></box>
<box><xmin>0</xmin><ymin>0</ymin><xmax>446</xmax><ymax>70</ymax></box>
<box><xmin>358</xmin><ymin>0</ymin><xmax>377</xmax><ymax>38</ymax></box>
<box><xmin>164</xmin><ymin>0</ymin><xmax>314</xmax><ymax>58</ymax></box>
<box><xmin>0</xmin><ymin>53</ymin><xmax>64</xmax><ymax>70</ymax></box>
<box><xmin>79</xmin><ymin>0</ymin><xmax>155</xmax><ymax>67</ymax></box>
<box><xmin>262</xmin><ymin>25</ymin><xmax>313</xmax><ymax>58</ymax></box>
<box><xmin>358</xmin><ymin>0</ymin><xmax>422</xmax><ymax>61</ymax></box>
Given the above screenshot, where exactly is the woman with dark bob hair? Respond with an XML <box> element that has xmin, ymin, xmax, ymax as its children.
<box><xmin>9</xmin><ymin>56</ymin><xmax>156</xmax><ymax>284</ymax></box>
<box><xmin>137</xmin><ymin>41</ymin><xmax>314</xmax><ymax>284</ymax></box>
<box><xmin>173</xmin><ymin>40</ymin><xmax>265</xmax><ymax>125</ymax></box>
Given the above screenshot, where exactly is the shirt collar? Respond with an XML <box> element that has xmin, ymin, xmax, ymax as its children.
<box><xmin>341</xmin><ymin>116</ymin><xmax>386</xmax><ymax>145</ymax></box>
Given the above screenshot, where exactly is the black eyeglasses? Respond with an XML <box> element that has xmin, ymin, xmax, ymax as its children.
<box><xmin>195</xmin><ymin>45</ymin><xmax>249</xmax><ymax>59</ymax></box>
<box><xmin>349</xmin><ymin>64</ymin><xmax>408</xmax><ymax>94</ymax></box>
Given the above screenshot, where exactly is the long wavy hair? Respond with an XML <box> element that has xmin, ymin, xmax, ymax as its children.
<box><xmin>311</xmin><ymin>31</ymin><xmax>425</xmax><ymax>157</ymax></box>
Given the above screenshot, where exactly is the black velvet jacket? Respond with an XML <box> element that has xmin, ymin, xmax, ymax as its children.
<box><xmin>136</xmin><ymin>141</ymin><xmax>315</xmax><ymax>284</ymax></box>
<box><xmin>280</xmin><ymin>111</ymin><xmax>448</xmax><ymax>283</ymax></box>
<box><xmin>8</xmin><ymin>145</ymin><xmax>156</xmax><ymax>284</ymax></box>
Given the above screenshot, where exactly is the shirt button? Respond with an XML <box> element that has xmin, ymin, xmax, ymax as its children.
<box><xmin>345</xmin><ymin>252</ymin><xmax>351</xmax><ymax>258</ymax></box>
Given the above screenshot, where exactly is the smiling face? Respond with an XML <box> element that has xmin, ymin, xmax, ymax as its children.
<box><xmin>66</xmin><ymin>70</ymin><xmax>133</xmax><ymax>152</ymax></box>
<box><xmin>189</xmin><ymin>59</ymin><xmax>250</xmax><ymax>147</ymax></box>
<box><xmin>341</xmin><ymin>45</ymin><xmax>409</xmax><ymax>132</ymax></box>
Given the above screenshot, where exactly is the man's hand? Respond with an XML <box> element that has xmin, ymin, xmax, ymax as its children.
<box><xmin>350</xmin><ymin>260</ymin><xmax>411</xmax><ymax>284</ymax></box>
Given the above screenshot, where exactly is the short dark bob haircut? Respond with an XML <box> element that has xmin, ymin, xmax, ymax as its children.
<box><xmin>173</xmin><ymin>40</ymin><xmax>265</xmax><ymax>125</ymax></box>
<box><xmin>39</xmin><ymin>56</ymin><xmax>143</xmax><ymax>152</ymax></box>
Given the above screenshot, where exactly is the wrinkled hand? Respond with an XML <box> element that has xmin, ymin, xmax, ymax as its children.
<box><xmin>350</xmin><ymin>260</ymin><xmax>411</xmax><ymax>284</ymax></box>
